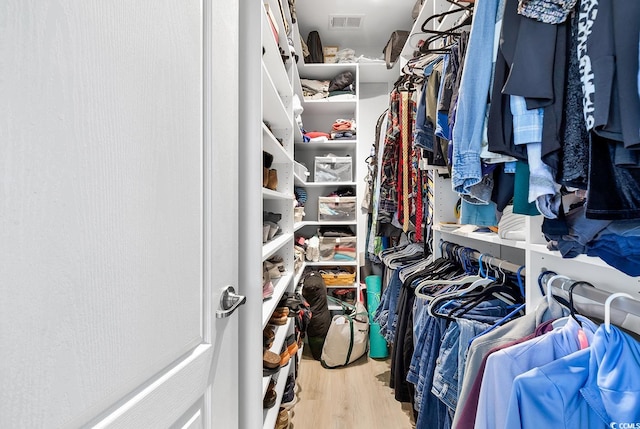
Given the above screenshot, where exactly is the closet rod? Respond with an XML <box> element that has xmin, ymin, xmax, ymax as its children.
<box><xmin>546</xmin><ymin>274</ymin><xmax>640</xmax><ymax>334</ymax></box>
<box><xmin>468</xmin><ymin>251</ymin><xmax>525</xmax><ymax>276</ymax></box>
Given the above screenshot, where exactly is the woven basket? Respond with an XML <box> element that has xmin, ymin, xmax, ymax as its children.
<box><xmin>320</xmin><ymin>267</ymin><xmax>356</xmax><ymax>286</ymax></box>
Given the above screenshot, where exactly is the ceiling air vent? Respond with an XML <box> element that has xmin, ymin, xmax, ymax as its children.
<box><xmin>329</xmin><ymin>15</ymin><xmax>364</xmax><ymax>30</ymax></box>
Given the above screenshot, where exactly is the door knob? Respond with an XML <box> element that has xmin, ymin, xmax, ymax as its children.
<box><xmin>216</xmin><ymin>286</ymin><xmax>247</xmax><ymax>319</ymax></box>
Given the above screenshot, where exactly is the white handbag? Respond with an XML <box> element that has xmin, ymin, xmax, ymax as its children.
<box><xmin>321</xmin><ymin>299</ymin><xmax>369</xmax><ymax>368</ymax></box>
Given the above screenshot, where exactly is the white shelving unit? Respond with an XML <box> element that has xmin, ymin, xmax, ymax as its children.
<box><xmin>291</xmin><ymin>61</ymin><xmax>361</xmax><ymax>311</ymax></box>
<box><xmin>260</xmin><ymin>0</ymin><xmax>299</xmax><ymax>426</ymax></box>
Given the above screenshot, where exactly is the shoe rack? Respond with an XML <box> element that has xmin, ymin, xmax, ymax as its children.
<box><xmin>261</xmin><ymin>0</ymin><xmax>303</xmax><ymax>428</ymax></box>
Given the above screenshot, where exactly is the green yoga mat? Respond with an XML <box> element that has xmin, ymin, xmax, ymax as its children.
<box><xmin>365</xmin><ymin>275</ymin><xmax>388</xmax><ymax>358</ymax></box>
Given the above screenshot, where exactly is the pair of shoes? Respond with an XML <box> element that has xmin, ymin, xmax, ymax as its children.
<box><xmin>279</xmin><ymin>342</ymin><xmax>291</xmax><ymax>367</ymax></box>
<box><xmin>275</xmin><ymin>407</ymin><xmax>290</xmax><ymax>429</ymax></box>
<box><xmin>263</xmin><ymin>267</ymin><xmax>274</xmax><ymax>301</ymax></box>
<box><xmin>263</xmin><ymin>151</ymin><xmax>278</xmax><ymax>191</ymax></box>
<box><xmin>263</xmin><ymin>349</ymin><xmax>281</xmax><ymax>376</ymax></box>
<box><xmin>263</xmin><ymin>378</ymin><xmax>277</xmax><ymax>409</ymax></box>
<box><xmin>263</xmin><ymin>221</ymin><xmax>280</xmax><ymax>243</ymax></box>
<box><xmin>280</xmin><ymin>374</ymin><xmax>298</xmax><ymax>410</ymax></box>
<box><xmin>263</xmin><ymin>325</ymin><xmax>275</xmax><ymax>349</ymax></box>
<box><xmin>264</xmin><ymin>169</ymin><xmax>278</xmax><ymax>190</ymax></box>
<box><xmin>264</xmin><ymin>260</ymin><xmax>282</xmax><ymax>279</ymax></box>
<box><xmin>269</xmin><ymin>307</ymin><xmax>289</xmax><ymax>325</ymax></box>
<box><xmin>279</xmin><ymin>333</ymin><xmax>299</xmax><ymax>367</ymax></box>
<box><xmin>285</xmin><ymin>333</ymin><xmax>298</xmax><ymax>357</ymax></box>
<box><xmin>263</xmin><ymin>211</ymin><xmax>282</xmax><ymax>223</ymax></box>
<box><xmin>265</xmin><ymin>255</ymin><xmax>285</xmax><ymax>279</ymax></box>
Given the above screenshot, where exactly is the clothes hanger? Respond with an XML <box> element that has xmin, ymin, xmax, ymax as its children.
<box><xmin>605</xmin><ymin>293</ymin><xmax>635</xmax><ymax>333</ymax></box>
<box><xmin>567</xmin><ymin>281</ymin><xmax>595</xmax><ymax>327</ymax></box>
<box><xmin>415</xmin><ymin>251</ymin><xmax>491</xmax><ymax>296</ymax></box>
<box><xmin>421</xmin><ymin>3</ymin><xmax>473</xmax><ymax>34</ymax></box>
<box><xmin>399</xmin><ymin>254</ymin><xmax>434</xmax><ymax>282</ymax></box>
<box><xmin>545</xmin><ymin>274</ymin><xmax>571</xmax><ymax>307</ymax></box>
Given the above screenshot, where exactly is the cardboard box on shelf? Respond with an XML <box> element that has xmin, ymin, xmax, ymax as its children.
<box><xmin>323</xmin><ymin>46</ymin><xmax>339</xmax><ymax>56</ymax></box>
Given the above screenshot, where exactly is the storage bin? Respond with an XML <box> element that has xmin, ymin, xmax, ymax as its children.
<box><xmin>293</xmin><ymin>160</ymin><xmax>309</xmax><ymax>182</ymax></box>
<box><xmin>318</xmin><ymin>196</ymin><xmax>357</xmax><ymax>221</ymax></box>
<box><xmin>320</xmin><ymin>266</ymin><xmax>356</xmax><ymax>286</ymax></box>
<box><xmin>314</xmin><ymin>156</ymin><xmax>353</xmax><ymax>182</ymax></box>
<box><xmin>319</xmin><ymin>236</ymin><xmax>357</xmax><ymax>261</ymax></box>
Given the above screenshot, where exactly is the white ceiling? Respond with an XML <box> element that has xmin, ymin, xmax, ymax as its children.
<box><xmin>295</xmin><ymin>0</ymin><xmax>417</xmax><ymax>59</ymax></box>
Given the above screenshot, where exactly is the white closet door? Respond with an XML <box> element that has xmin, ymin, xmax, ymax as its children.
<box><xmin>0</xmin><ymin>1</ymin><xmax>240</xmax><ymax>427</ymax></box>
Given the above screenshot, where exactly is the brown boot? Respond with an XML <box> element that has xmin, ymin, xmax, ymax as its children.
<box><xmin>263</xmin><ymin>167</ymin><xmax>270</xmax><ymax>188</ymax></box>
<box><xmin>267</xmin><ymin>169</ymin><xmax>278</xmax><ymax>190</ymax></box>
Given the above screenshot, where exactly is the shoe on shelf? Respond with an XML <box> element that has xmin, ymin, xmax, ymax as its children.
<box><xmin>263</xmin><ymin>325</ymin><xmax>275</xmax><ymax>349</ymax></box>
<box><xmin>264</xmin><ymin>221</ymin><xmax>280</xmax><ymax>241</ymax></box>
<box><xmin>264</xmin><ymin>260</ymin><xmax>283</xmax><ymax>279</ymax></box>
<box><xmin>279</xmin><ymin>343</ymin><xmax>291</xmax><ymax>367</ymax></box>
<box><xmin>269</xmin><ymin>313</ymin><xmax>288</xmax><ymax>326</ymax></box>
<box><xmin>267</xmin><ymin>255</ymin><xmax>286</xmax><ymax>274</ymax></box>
<box><xmin>263</xmin><ymin>349</ymin><xmax>281</xmax><ymax>377</ymax></box>
<box><xmin>263</xmin><ymin>151</ymin><xmax>274</xmax><ymax>169</ymax></box>
<box><xmin>263</xmin><ymin>349</ymin><xmax>280</xmax><ymax>369</ymax></box>
<box><xmin>275</xmin><ymin>407</ymin><xmax>290</xmax><ymax>429</ymax></box>
<box><xmin>263</xmin><ymin>267</ymin><xmax>274</xmax><ymax>301</ymax></box>
<box><xmin>285</xmin><ymin>333</ymin><xmax>298</xmax><ymax>357</ymax></box>
<box><xmin>263</xmin><ymin>211</ymin><xmax>282</xmax><ymax>223</ymax></box>
<box><xmin>263</xmin><ymin>224</ymin><xmax>271</xmax><ymax>243</ymax></box>
<box><xmin>263</xmin><ymin>282</ymin><xmax>274</xmax><ymax>301</ymax></box>
<box><xmin>263</xmin><ymin>378</ymin><xmax>277</xmax><ymax>409</ymax></box>
<box><xmin>263</xmin><ymin>167</ymin><xmax>270</xmax><ymax>188</ymax></box>
<box><xmin>267</xmin><ymin>169</ymin><xmax>278</xmax><ymax>191</ymax></box>
<box><xmin>280</xmin><ymin>374</ymin><xmax>297</xmax><ymax>410</ymax></box>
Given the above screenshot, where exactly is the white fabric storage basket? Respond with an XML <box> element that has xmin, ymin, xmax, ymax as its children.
<box><xmin>314</xmin><ymin>156</ymin><xmax>353</xmax><ymax>182</ymax></box>
<box><xmin>318</xmin><ymin>236</ymin><xmax>357</xmax><ymax>261</ymax></box>
<box><xmin>294</xmin><ymin>160</ymin><xmax>310</xmax><ymax>182</ymax></box>
<box><xmin>318</xmin><ymin>196</ymin><xmax>357</xmax><ymax>221</ymax></box>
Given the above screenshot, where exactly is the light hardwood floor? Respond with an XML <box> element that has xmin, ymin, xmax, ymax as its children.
<box><xmin>289</xmin><ymin>348</ymin><xmax>415</xmax><ymax>429</ymax></box>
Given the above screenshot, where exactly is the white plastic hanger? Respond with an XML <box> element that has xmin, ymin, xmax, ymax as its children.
<box><xmin>604</xmin><ymin>293</ymin><xmax>634</xmax><ymax>333</ymax></box>
<box><xmin>545</xmin><ymin>274</ymin><xmax>571</xmax><ymax>306</ymax></box>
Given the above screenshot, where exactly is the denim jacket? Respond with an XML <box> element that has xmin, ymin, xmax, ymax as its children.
<box><xmin>504</xmin><ymin>324</ymin><xmax>640</xmax><ymax>428</ymax></box>
<box><xmin>451</xmin><ymin>0</ymin><xmax>500</xmax><ymax>195</ymax></box>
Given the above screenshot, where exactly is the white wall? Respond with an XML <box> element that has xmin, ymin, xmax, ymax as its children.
<box><xmin>357</xmin><ymin>83</ymin><xmax>392</xmax><ymax>266</ymax></box>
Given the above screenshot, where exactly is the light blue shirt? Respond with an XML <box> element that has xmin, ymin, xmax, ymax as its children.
<box><xmin>510</xmin><ymin>95</ymin><xmax>543</xmax><ymax>145</ymax></box>
<box><xmin>504</xmin><ymin>324</ymin><xmax>640</xmax><ymax>429</ymax></box>
<box><xmin>475</xmin><ymin>316</ymin><xmax>598</xmax><ymax>429</ymax></box>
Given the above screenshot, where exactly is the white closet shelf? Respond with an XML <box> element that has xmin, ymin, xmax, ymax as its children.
<box><xmin>262</xmin><ymin>357</ymin><xmax>293</xmax><ymax>429</ymax></box>
<box><xmin>326</xmin><ymin>282</ymin><xmax>358</xmax><ymax>289</ymax></box>
<box><xmin>263</xmin><ymin>63</ymin><xmax>293</xmax><ymax>130</ymax></box>
<box><xmin>262</xmin><ymin>318</ymin><xmax>293</xmax><ymax>398</ymax></box>
<box><xmin>262</xmin><ymin>188</ymin><xmax>295</xmax><ymax>200</ymax></box>
<box><xmin>299</xmin><ymin>63</ymin><xmax>358</xmax><ymax>79</ymax></box>
<box><xmin>302</xmin><ymin>181</ymin><xmax>357</xmax><ymax>187</ymax></box>
<box><xmin>263</xmin><ymin>233</ymin><xmax>294</xmax><ymax>261</ymax></box>
<box><xmin>261</xmin><ymin>9</ymin><xmax>290</xmax><ymax>97</ymax></box>
<box><xmin>295</xmin><ymin>220</ymin><xmax>357</xmax><ymax>229</ymax></box>
<box><xmin>306</xmin><ymin>261</ymin><xmax>357</xmax><ymax>267</ymax></box>
<box><xmin>528</xmin><ymin>244</ymin><xmax>618</xmax><ymax>270</ymax></box>
<box><xmin>262</xmin><ymin>273</ymin><xmax>294</xmax><ymax>329</ymax></box>
<box><xmin>263</xmin><ymin>123</ymin><xmax>293</xmax><ymax>164</ymax></box>
<box><xmin>295</xmin><ymin>140</ymin><xmax>357</xmax><ymax>149</ymax></box>
<box><xmin>301</xmin><ymin>99</ymin><xmax>357</xmax><ymax>116</ymax></box>
<box><xmin>433</xmin><ymin>224</ymin><xmax>527</xmax><ymax>249</ymax></box>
